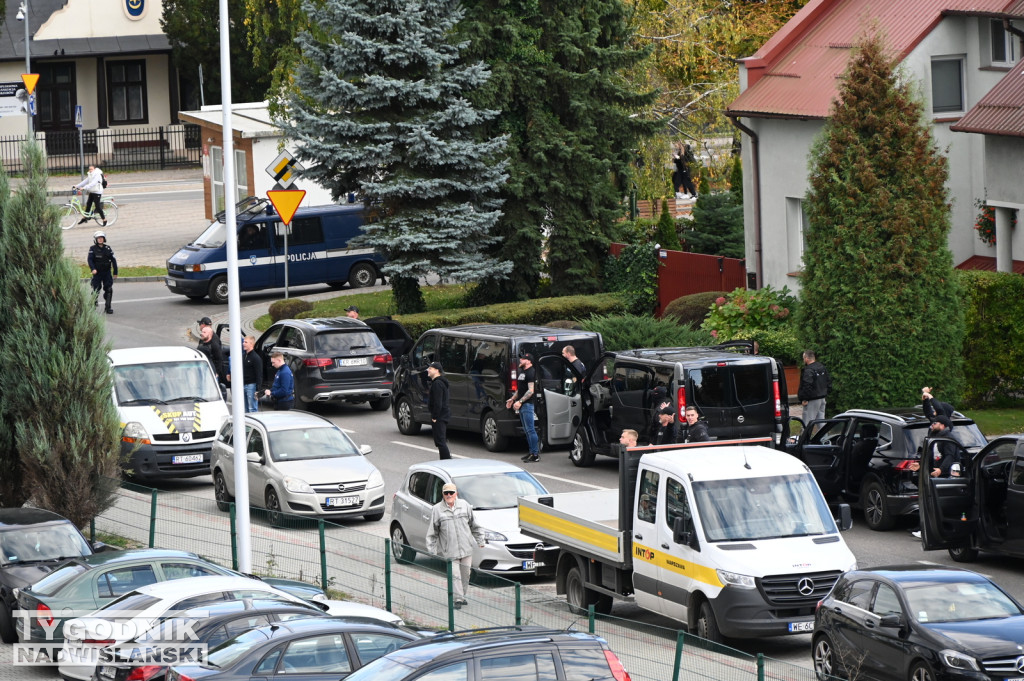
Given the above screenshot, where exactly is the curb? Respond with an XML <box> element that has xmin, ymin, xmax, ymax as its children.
<box><xmin>80</xmin><ymin>275</ymin><xmax>165</xmax><ymax>283</ymax></box>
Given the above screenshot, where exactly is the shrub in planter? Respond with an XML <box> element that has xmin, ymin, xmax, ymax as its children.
<box><xmin>269</xmin><ymin>298</ymin><xmax>314</xmax><ymax>323</ymax></box>
<box><xmin>663</xmin><ymin>291</ymin><xmax>729</xmax><ymax>328</ymax></box>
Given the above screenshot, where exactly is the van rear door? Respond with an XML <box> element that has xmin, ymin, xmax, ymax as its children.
<box><xmin>687</xmin><ymin>360</ymin><xmax>775</xmax><ymax>439</ymax></box>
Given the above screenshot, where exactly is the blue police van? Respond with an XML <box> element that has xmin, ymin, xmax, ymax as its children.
<box><xmin>165</xmin><ymin>197</ymin><xmax>385</xmax><ymax>303</ymax></box>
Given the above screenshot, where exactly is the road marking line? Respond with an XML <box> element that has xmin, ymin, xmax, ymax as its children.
<box><xmin>114</xmin><ymin>295</ymin><xmax>182</xmax><ymax>303</ymax></box>
<box><xmin>391</xmin><ymin>441</ymin><xmax>439</xmax><ymax>454</ymax></box>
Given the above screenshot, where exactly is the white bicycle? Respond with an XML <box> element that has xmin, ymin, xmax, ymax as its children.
<box><xmin>61</xmin><ymin>189</ymin><xmax>119</xmax><ymax>230</ymax></box>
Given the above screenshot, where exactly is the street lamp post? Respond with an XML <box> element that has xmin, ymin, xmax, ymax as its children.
<box><xmin>17</xmin><ymin>0</ymin><xmax>32</xmax><ymax>139</ymax></box>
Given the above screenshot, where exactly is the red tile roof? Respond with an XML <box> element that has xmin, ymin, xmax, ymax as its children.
<box><xmin>952</xmin><ymin>58</ymin><xmax>1024</xmax><ymax>137</ymax></box>
<box><xmin>956</xmin><ymin>254</ymin><xmax>1024</xmax><ymax>274</ymax></box>
<box><xmin>728</xmin><ymin>0</ymin><xmax>1024</xmax><ymax>120</ymax></box>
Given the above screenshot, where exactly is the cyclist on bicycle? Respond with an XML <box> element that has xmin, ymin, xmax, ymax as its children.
<box><xmin>73</xmin><ymin>164</ymin><xmax>107</xmax><ymax>226</ymax></box>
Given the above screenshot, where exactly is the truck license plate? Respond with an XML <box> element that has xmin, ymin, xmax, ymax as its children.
<box><xmin>521</xmin><ymin>560</ymin><xmax>536</xmax><ymax>570</ymax></box>
<box><xmin>788</xmin><ymin>621</ymin><xmax>814</xmax><ymax>633</ymax></box>
<box><xmin>326</xmin><ymin>496</ymin><xmax>359</xmax><ymax>507</ymax></box>
<box><xmin>338</xmin><ymin>358</ymin><xmax>366</xmax><ymax>366</ymax></box>
<box><xmin>172</xmin><ymin>454</ymin><xmax>203</xmax><ymax>464</ymax></box>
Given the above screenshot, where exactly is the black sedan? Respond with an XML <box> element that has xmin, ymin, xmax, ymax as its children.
<box><xmin>0</xmin><ymin>507</ymin><xmax>100</xmax><ymax>643</ymax></box>
<box><xmin>92</xmin><ymin>599</ymin><xmax>330</xmax><ymax>681</ymax></box>
<box><xmin>166</xmin><ymin>616</ymin><xmax>419</xmax><ymax>681</ymax></box>
<box><xmin>813</xmin><ymin>566</ymin><xmax>1024</xmax><ymax>681</ymax></box>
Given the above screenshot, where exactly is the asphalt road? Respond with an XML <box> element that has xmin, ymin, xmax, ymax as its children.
<box><xmin>7</xmin><ymin>280</ymin><xmax>1024</xmax><ymax>679</ymax></box>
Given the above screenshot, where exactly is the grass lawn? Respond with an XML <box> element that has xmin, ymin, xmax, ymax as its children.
<box><xmin>78</xmin><ymin>264</ymin><xmax>165</xmax><ymax>278</ymax></box>
<box><xmin>252</xmin><ymin>283</ymin><xmax>475</xmax><ymax>332</ymax></box>
<box><xmin>962</xmin><ymin>408</ymin><xmax>1024</xmax><ymax>437</ymax></box>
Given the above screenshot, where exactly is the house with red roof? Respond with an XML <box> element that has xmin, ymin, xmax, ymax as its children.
<box><xmin>726</xmin><ymin>0</ymin><xmax>1024</xmax><ymax>289</ymax></box>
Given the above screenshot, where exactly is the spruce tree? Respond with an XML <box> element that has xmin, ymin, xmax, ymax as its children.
<box><xmin>281</xmin><ymin>0</ymin><xmax>510</xmax><ymax>313</ymax></box>
<box><xmin>460</xmin><ymin>0</ymin><xmax>658</xmax><ymax>301</ymax></box>
<box><xmin>0</xmin><ymin>145</ymin><xmax>121</xmax><ymax>523</ymax></box>
<box><xmin>800</xmin><ymin>34</ymin><xmax>963</xmax><ymax>410</ymax></box>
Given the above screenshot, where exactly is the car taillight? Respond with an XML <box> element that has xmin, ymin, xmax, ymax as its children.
<box><xmin>510</xmin><ymin>367</ymin><xmax>518</xmax><ymax>394</ymax></box>
<box><xmin>604</xmin><ymin>650</ymin><xmax>631</xmax><ymax>681</ymax></box>
<box><xmin>676</xmin><ymin>386</ymin><xmax>687</xmax><ymax>419</ymax></box>
<box><xmin>894</xmin><ymin>459</ymin><xmax>917</xmax><ymax>471</ymax></box>
<box><xmin>304</xmin><ymin>357</ymin><xmax>333</xmax><ymax>367</ymax></box>
<box><xmin>773</xmin><ymin>379</ymin><xmax>782</xmax><ymax>419</ymax></box>
<box><xmin>127</xmin><ymin>666</ymin><xmax>165</xmax><ymax>680</ymax></box>
<box><xmin>373</xmin><ymin>353</ymin><xmax>392</xmax><ymax>365</ymax></box>
<box><xmin>84</xmin><ymin>639</ymin><xmax>115</xmax><ymax>645</ymax></box>
<box><xmin>35</xmin><ymin>603</ymin><xmax>53</xmax><ymax>628</ymax></box>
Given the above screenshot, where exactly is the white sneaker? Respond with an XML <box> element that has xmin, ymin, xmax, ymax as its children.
<box><xmin>911</xmin><ymin>530</ymin><xmax>921</xmax><ymax>538</ymax></box>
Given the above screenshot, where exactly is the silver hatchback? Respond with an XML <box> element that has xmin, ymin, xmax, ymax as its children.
<box><xmin>390</xmin><ymin>459</ymin><xmax>554</xmax><ymax>574</ymax></box>
<box><xmin>211</xmin><ymin>411</ymin><xmax>386</xmax><ymax>523</ymax></box>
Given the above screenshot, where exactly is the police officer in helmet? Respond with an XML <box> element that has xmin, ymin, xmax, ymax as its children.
<box><xmin>88</xmin><ymin>230</ymin><xmax>118</xmax><ymax>314</ymax></box>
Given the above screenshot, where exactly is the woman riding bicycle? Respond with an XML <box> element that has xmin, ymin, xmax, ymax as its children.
<box><xmin>73</xmin><ymin>165</ymin><xmax>107</xmax><ymax>226</ymax></box>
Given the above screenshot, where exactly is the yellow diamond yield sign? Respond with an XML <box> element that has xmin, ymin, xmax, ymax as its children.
<box><xmin>267</xmin><ymin>190</ymin><xmax>306</xmax><ymax>226</ymax></box>
<box><xmin>21</xmin><ymin>73</ymin><xmax>39</xmax><ymax>94</ymax></box>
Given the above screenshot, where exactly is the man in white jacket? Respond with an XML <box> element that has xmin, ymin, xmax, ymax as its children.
<box><xmin>426</xmin><ymin>482</ymin><xmax>485</xmax><ymax>608</ymax></box>
<box><xmin>73</xmin><ymin>165</ymin><xmax>106</xmax><ymax>225</ymax></box>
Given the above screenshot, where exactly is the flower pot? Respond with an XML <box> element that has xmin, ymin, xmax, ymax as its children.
<box><xmin>783</xmin><ymin>365</ymin><xmax>801</xmax><ymax>398</ymax></box>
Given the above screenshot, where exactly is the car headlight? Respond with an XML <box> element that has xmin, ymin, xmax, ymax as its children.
<box><xmin>122</xmin><ymin>422</ymin><xmax>151</xmax><ymax>444</ymax></box>
<box><xmin>483</xmin><ymin>529</ymin><xmax>507</xmax><ymax>543</ymax></box>
<box><xmin>939</xmin><ymin>650</ymin><xmax>979</xmax><ymax>671</ymax></box>
<box><xmin>283</xmin><ymin>477</ymin><xmax>314</xmax><ymax>494</ymax></box>
<box><xmin>717</xmin><ymin>569</ymin><xmax>757</xmax><ymax>589</ymax></box>
<box><xmin>366</xmin><ymin>469</ymin><xmax>384</xmax><ymax>488</ymax></box>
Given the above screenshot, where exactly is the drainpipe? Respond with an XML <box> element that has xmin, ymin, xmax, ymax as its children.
<box><xmin>727</xmin><ymin>113</ymin><xmax>762</xmax><ymax>288</ymax></box>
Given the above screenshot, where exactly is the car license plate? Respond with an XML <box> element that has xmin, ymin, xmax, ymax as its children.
<box><xmin>326</xmin><ymin>496</ymin><xmax>359</xmax><ymax>507</ymax></box>
<box><xmin>165</xmin><ymin>278</ymin><xmax>176</xmax><ymax>287</ymax></box>
<box><xmin>788</xmin><ymin>621</ymin><xmax>814</xmax><ymax>633</ymax></box>
<box><xmin>521</xmin><ymin>560</ymin><xmax>536</xmax><ymax>570</ymax></box>
<box><xmin>338</xmin><ymin>357</ymin><xmax>366</xmax><ymax>366</ymax></box>
<box><xmin>99</xmin><ymin>667</ymin><xmax>117</xmax><ymax>679</ymax></box>
<box><xmin>172</xmin><ymin>454</ymin><xmax>204</xmax><ymax>464</ymax></box>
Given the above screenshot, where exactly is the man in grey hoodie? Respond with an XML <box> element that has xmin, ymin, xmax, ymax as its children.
<box><xmin>426</xmin><ymin>482</ymin><xmax>485</xmax><ymax>607</ymax></box>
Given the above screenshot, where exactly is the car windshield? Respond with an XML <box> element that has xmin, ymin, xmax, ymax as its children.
<box><xmin>192</xmin><ymin>220</ymin><xmax>226</xmax><ymax>248</ymax></box>
<box><xmin>904</xmin><ymin>580</ymin><xmax>1024</xmax><ymax>623</ymax></box>
<box><xmin>268</xmin><ymin>426</ymin><xmax>361</xmax><ymax>461</ymax></box>
<box><xmin>204</xmin><ymin>627</ymin><xmax>272</xmax><ymax>668</ymax></box>
<box><xmin>904</xmin><ymin>424</ymin><xmax>988</xmax><ymax>456</ymax></box>
<box><xmin>315</xmin><ymin>331</ymin><xmax>384</xmax><ymax>355</ymax></box>
<box><xmin>113</xmin><ymin>361</ymin><xmax>221</xmax><ymax>404</ymax></box>
<box><xmin>453</xmin><ymin>472</ymin><xmax>547</xmax><ymax>510</ymax></box>
<box><xmin>28</xmin><ymin>563</ymin><xmax>88</xmax><ymax>595</ymax></box>
<box><xmin>0</xmin><ymin>524</ymin><xmax>92</xmax><ymax>567</ymax></box>
<box><xmin>692</xmin><ymin>473</ymin><xmax>838</xmax><ymax>542</ymax></box>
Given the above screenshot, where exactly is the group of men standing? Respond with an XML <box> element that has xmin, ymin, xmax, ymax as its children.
<box><xmin>195</xmin><ymin>317</ymin><xmax>293</xmax><ymax>412</ymax></box>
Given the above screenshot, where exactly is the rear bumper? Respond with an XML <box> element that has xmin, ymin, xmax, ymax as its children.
<box><xmin>304</xmin><ymin>387</ymin><xmax>392</xmax><ymax>403</ymax></box>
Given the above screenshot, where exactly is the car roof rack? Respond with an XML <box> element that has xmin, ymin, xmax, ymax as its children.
<box><xmin>215</xmin><ymin>196</ymin><xmax>271</xmax><ymax>224</ymax></box>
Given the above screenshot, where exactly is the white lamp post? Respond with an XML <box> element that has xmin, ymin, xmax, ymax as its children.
<box><xmin>16</xmin><ymin>0</ymin><xmax>32</xmax><ymax>138</ymax></box>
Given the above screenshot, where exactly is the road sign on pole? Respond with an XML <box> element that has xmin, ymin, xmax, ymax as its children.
<box><xmin>267</xmin><ymin>189</ymin><xmax>306</xmax><ymax>226</ymax></box>
<box><xmin>74</xmin><ymin>105</ymin><xmax>83</xmax><ymax>128</ymax></box>
<box><xmin>21</xmin><ymin>73</ymin><xmax>39</xmax><ymax>94</ymax></box>
<box><xmin>265</xmin><ymin>150</ymin><xmax>304</xmax><ymax>189</ymax></box>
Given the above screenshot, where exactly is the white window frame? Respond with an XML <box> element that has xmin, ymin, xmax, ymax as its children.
<box><xmin>786</xmin><ymin>197</ymin><xmax>809</xmax><ymax>273</ymax></box>
<box><xmin>931</xmin><ymin>56</ymin><xmax>966</xmax><ymax>116</ymax></box>
<box><xmin>989</xmin><ymin>19</ymin><xmax>1019</xmax><ymax>67</ymax></box>
<box><xmin>210</xmin><ymin>146</ymin><xmax>248</xmax><ymax>214</ymax></box>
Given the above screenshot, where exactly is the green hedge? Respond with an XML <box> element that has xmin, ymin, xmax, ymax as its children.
<box><xmin>387</xmin><ymin>293</ymin><xmax>628</xmax><ymax>339</ymax></box>
<box><xmin>959</xmin><ymin>270</ymin><xmax>1024</xmax><ymax>406</ymax></box>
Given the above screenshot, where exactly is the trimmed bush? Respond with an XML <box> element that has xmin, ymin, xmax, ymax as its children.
<box><xmin>663</xmin><ymin>291</ymin><xmax>728</xmax><ymax>327</ymax></box>
<box><xmin>580</xmin><ymin>314</ymin><xmax>714</xmax><ymax>352</ymax></box>
<box><xmin>269</xmin><ymin>298</ymin><xmax>314</xmax><ymax>323</ymax></box>
<box><xmin>733</xmin><ymin>328</ymin><xmax>802</xmax><ymax>366</ymax></box>
<box><xmin>545</xmin><ymin>319</ymin><xmax>585</xmax><ymax>330</ymax></box>
<box><xmin>958</xmin><ymin>270</ymin><xmax>1024</xmax><ymax>406</ymax></box>
<box><xmin>702</xmin><ymin>286</ymin><xmax>796</xmax><ymax>340</ymax></box>
<box><xmin>392</xmin><ymin>293</ymin><xmax>627</xmax><ymax>339</ymax></box>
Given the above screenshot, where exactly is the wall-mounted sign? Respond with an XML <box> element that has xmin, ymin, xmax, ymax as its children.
<box><xmin>123</xmin><ymin>0</ymin><xmax>146</xmax><ymax>20</ymax></box>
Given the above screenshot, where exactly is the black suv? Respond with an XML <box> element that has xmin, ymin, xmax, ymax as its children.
<box><xmin>786</xmin><ymin>408</ymin><xmax>987</xmax><ymax>531</ymax></box>
<box><xmin>254</xmin><ymin>318</ymin><xmax>394</xmax><ymax>410</ymax></box>
<box><xmin>340</xmin><ymin>626</ymin><xmax>631</xmax><ymax>681</ymax></box>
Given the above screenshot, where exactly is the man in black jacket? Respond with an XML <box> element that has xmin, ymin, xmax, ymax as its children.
<box><xmin>227</xmin><ymin>335</ymin><xmax>263</xmax><ymax>413</ymax></box>
<box><xmin>922</xmin><ymin>387</ymin><xmax>955</xmax><ymax>422</ymax></box>
<box><xmin>798</xmin><ymin>350</ymin><xmax>831</xmax><ymax>421</ymax></box>
<box><xmin>653</xmin><ymin>407</ymin><xmax>683</xmax><ymax>445</ymax></box>
<box><xmin>681</xmin><ymin>406</ymin><xmax>710</xmax><ymax>443</ymax></box>
<box><xmin>428</xmin><ymin>361</ymin><xmax>451</xmax><ymax>460</ymax></box>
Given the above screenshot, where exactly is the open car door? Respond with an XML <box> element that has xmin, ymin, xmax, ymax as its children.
<box><xmin>919</xmin><ymin>435</ymin><xmax>975</xmax><ymax>550</ymax></box>
<box><xmin>786</xmin><ymin>418</ymin><xmax>848</xmax><ymax>497</ymax></box>
<box><xmin>535</xmin><ymin>354</ymin><xmax>583</xmax><ymax>446</ymax></box>
<box><xmin>364</xmin><ymin>316</ymin><xmax>414</xmax><ymax>361</ymax></box>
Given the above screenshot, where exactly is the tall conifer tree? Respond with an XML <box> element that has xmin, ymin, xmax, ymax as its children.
<box><xmin>801</xmin><ymin>34</ymin><xmax>964</xmax><ymax>410</ymax></box>
<box><xmin>0</xmin><ymin>145</ymin><xmax>121</xmax><ymax>522</ymax></box>
<box><xmin>281</xmin><ymin>0</ymin><xmax>510</xmax><ymax>313</ymax></box>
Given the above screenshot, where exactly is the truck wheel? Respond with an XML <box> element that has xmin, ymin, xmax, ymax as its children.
<box><xmin>565</xmin><ymin>565</ymin><xmax>590</xmax><ymax>615</ymax></box>
<box><xmin>696</xmin><ymin>599</ymin><xmax>723</xmax><ymax>643</ymax></box>
<box><xmin>349</xmin><ymin>262</ymin><xmax>377</xmax><ymax>288</ymax></box>
<box><xmin>208</xmin><ymin>275</ymin><xmax>229</xmax><ymax>304</ymax></box>
<box><xmin>569</xmin><ymin>430</ymin><xmax>596</xmax><ymax>467</ymax></box>
<box><xmin>861</xmin><ymin>480</ymin><xmax>895</xmax><ymax>531</ymax></box>
<box><xmin>948</xmin><ymin>544</ymin><xmax>979</xmax><ymax>562</ymax></box>
<box><xmin>481</xmin><ymin>412</ymin><xmax>508</xmax><ymax>452</ymax></box>
<box><xmin>396</xmin><ymin>397</ymin><xmax>421</xmax><ymax>435</ymax></box>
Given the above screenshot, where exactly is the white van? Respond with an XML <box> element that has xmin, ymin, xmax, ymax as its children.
<box><xmin>108</xmin><ymin>347</ymin><xmax>229</xmax><ymax>482</ymax></box>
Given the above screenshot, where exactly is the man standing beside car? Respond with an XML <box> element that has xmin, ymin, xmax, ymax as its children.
<box><xmin>507</xmin><ymin>354</ymin><xmax>541</xmax><ymax>463</ymax></box>
<box><xmin>428</xmin><ymin>361</ymin><xmax>451</xmax><ymax>460</ymax></box>
<box><xmin>426</xmin><ymin>482</ymin><xmax>485</xmax><ymax>608</ymax></box>
<box><xmin>264</xmin><ymin>352</ymin><xmax>294</xmax><ymax>411</ymax></box>
<box><xmin>798</xmin><ymin>350</ymin><xmax>831</xmax><ymax>421</ymax></box>
<box><xmin>227</xmin><ymin>335</ymin><xmax>262</xmax><ymax>413</ymax></box>
<box><xmin>681</xmin><ymin>405</ymin><xmax>710</xmax><ymax>443</ymax></box>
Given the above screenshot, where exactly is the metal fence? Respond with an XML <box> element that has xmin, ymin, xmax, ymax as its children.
<box><xmin>90</xmin><ymin>480</ymin><xmax>838</xmax><ymax>681</ymax></box>
<box><xmin>0</xmin><ymin>124</ymin><xmax>202</xmax><ymax>175</ymax></box>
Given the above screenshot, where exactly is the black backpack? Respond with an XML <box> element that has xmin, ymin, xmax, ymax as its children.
<box><xmin>101</xmin><ymin>173</ymin><xmax>108</xmax><ymax>189</ymax></box>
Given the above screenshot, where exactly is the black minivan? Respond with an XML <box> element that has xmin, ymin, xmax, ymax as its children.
<box><xmin>391</xmin><ymin>325</ymin><xmax>604</xmax><ymax>451</ymax></box>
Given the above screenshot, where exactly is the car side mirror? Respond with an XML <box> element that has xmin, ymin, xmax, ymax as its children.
<box><xmin>246</xmin><ymin>451</ymin><xmax>263</xmax><ymax>464</ymax></box>
<box><xmin>834</xmin><ymin>503</ymin><xmax>853</xmax><ymax>532</ymax></box>
<box><xmin>878</xmin><ymin>613</ymin><xmax>903</xmax><ymax>628</ymax></box>
<box><xmin>359</xmin><ymin>444</ymin><xmax>372</xmax><ymax>456</ymax></box>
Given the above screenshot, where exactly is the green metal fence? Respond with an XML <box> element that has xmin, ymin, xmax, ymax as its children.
<box><xmin>90</xmin><ymin>481</ymin><xmax>836</xmax><ymax>681</ymax></box>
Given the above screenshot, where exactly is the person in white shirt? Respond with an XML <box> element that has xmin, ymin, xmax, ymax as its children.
<box><xmin>73</xmin><ymin>165</ymin><xmax>106</xmax><ymax>225</ymax></box>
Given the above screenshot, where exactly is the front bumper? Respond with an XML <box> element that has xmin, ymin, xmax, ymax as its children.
<box><xmin>711</xmin><ymin>585</ymin><xmax>820</xmax><ymax>639</ymax></box>
<box><xmin>282</xmin><ymin>482</ymin><xmax>387</xmax><ymax>518</ymax></box>
<box><xmin>121</xmin><ymin>440</ymin><xmax>213</xmax><ymax>481</ymax></box>
<box><xmin>475</xmin><ymin>541</ymin><xmax>557</xmax><ymax>575</ymax></box>
<box><xmin>164</xmin><ymin>275</ymin><xmax>209</xmax><ymax>297</ymax></box>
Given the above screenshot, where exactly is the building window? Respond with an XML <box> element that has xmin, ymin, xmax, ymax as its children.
<box><xmin>990</xmin><ymin>20</ymin><xmax>1019</xmax><ymax>66</ymax></box>
<box><xmin>107</xmin><ymin>60</ymin><xmax>148</xmax><ymax>124</ymax></box>
<box><xmin>211</xmin><ymin>146</ymin><xmax>248</xmax><ymax>214</ymax></box>
<box><xmin>786</xmin><ymin>197</ymin><xmax>808</xmax><ymax>273</ymax></box>
<box><xmin>931</xmin><ymin>57</ymin><xmax>964</xmax><ymax>115</ymax></box>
